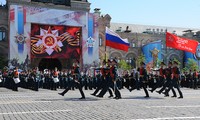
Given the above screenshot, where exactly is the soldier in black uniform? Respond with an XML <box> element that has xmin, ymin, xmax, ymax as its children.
<box><xmin>7</xmin><ymin>69</ymin><xmax>14</xmax><ymax>90</ymax></box>
<box><xmin>96</xmin><ymin>59</ymin><xmax>114</xmax><ymax>98</ymax></box>
<box><xmin>139</xmin><ymin>62</ymin><xmax>149</xmax><ymax>98</ymax></box>
<box><xmin>58</xmin><ymin>60</ymin><xmax>85</xmax><ymax>99</ymax></box>
<box><xmin>52</xmin><ymin>67</ymin><xmax>59</xmax><ymax>90</ymax></box>
<box><xmin>110</xmin><ymin>59</ymin><xmax>121</xmax><ymax>99</ymax></box>
<box><xmin>192</xmin><ymin>69</ymin><xmax>198</xmax><ymax>89</ymax></box>
<box><xmin>13</xmin><ymin>67</ymin><xmax>20</xmax><ymax>91</ymax></box>
<box><xmin>2</xmin><ymin>68</ymin><xmax>9</xmax><ymax>88</ymax></box>
<box><xmin>164</xmin><ymin>61</ymin><xmax>183</xmax><ymax>98</ymax></box>
<box><xmin>188</xmin><ymin>70</ymin><xmax>193</xmax><ymax>88</ymax></box>
<box><xmin>156</xmin><ymin>61</ymin><xmax>176</xmax><ymax>97</ymax></box>
<box><xmin>149</xmin><ymin>61</ymin><xmax>166</xmax><ymax>92</ymax></box>
<box><xmin>33</xmin><ymin>68</ymin><xmax>39</xmax><ymax>91</ymax></box>
<box><xmin>91</xmin><ymin>60</ymin><xmax>108</xmax><ymax>96</ymax></box>
<box><xmin>123</xmin><ymin>70</ymin><xmax>130</xmax><ymax>89</ymax></box>
<box><xmin>129</xmin><ymin>62</ymin><xmax>149</xmax><ymax>98</ymax></box>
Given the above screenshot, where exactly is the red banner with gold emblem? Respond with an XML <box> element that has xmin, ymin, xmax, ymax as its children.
<box><xmin>166</xmin><ymin>32</ymin><xmax>198</xmax><ymax>54</ymax></box>
<box><xmin>31</xmin><ymin>23</ymin><xmax>81</xmax><ymax>59</ymax></box>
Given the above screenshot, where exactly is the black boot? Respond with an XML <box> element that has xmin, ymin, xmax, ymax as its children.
<box><xmin>58</xmin><ymin>89</ymin><xmax>69</xmax><ymax>96</ymax></box>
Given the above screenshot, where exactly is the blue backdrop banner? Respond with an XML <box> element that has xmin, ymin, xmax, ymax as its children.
<box><xmin>142</xmin><ymin>40</ymin><xmax>162</xmax><ymax>64</ymax></box>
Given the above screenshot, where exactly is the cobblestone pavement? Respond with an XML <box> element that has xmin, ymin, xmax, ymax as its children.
<box><xmin>0</xmin><ymin>87</ymin><xmax>200</xmax><ymax>120</ymax></box>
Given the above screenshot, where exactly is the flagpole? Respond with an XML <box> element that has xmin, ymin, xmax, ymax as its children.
<box><xmin>105</xmin><ymin>40</ymin><xmax>107</xmax><ymax>61</ymax></box>
<box><xmin>104</xmin><ymin>27</ymin><xmax>107</xmax><ymax>61</ymax></box>
<box><xmin>165</xmin><ymin>32</ymin><xmax>167</xmax><ymax>56</ymax></box>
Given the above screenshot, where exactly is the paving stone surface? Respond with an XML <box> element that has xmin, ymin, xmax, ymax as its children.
<box><xmin>0</xmin><ymin>87</ymin><xmax>200</xmax><ymax>120</ymax></box>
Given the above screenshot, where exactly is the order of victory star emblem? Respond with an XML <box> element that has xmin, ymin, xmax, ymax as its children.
<box><xmin>34</xmin><ymin>27</ymin><xmax>63</xmax><ymax>55</ymax></box>
<box><xmin>15</xmin><ymin>34</ymin><xmax>26</xmax><ymax>44</ymax></box>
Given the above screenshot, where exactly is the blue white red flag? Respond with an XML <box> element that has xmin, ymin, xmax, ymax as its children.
<box><xmin>106</xmin><ymin>27</ymin><xmax>129</xmax><ymax>52</ymax></box>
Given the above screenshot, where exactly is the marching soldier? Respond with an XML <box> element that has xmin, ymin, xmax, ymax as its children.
<box><xmin>129</xmin><ymin>62</ymin><xmax>149</xmax><ymax>98</ymax></box>
<box><xmin>34</xmin><ymin>67</ymin><xmax>40</xmax><ymax>91</ymax></box>
<box><xmin>139</xmin><ymin>62</ymin><xmax>149</xmax><ymax>98</ymax></box>
<box><xmin>156</xmin><ymin>61</ymin><xmax>177</xmax><ymax>97</ymax></box>
<box><xmin>164</xmin><ymin>61</ymin><xmax>183</xmax><ymax>98</ymax></box>
<box><xmin>192</xmin><ymin>69</ymin><xmax>198</xmax><ymax>89</ymax></box>
<box><xmin>149</xmin><ymin>61</ymin><xmax>166</xmax><ymax>92</ymax></box>
<box><xmin>2</xmin><ymin>68</ymin><xmax>9</xmax><ymax>88</ymax></box>
<box><xmin>62</xmin><ymin>70</ymin><xmax>69</xmax><ymax>89</ymax></box>
<box><xmin>43</xmin><ymin>69</ymin><xmax>50</xmax><ymax>89</ymax></box>
<box><xmin>188</xmin><ymin>70</ymin><xmax>193</xmax><ymax>88</ymax></box>
<box><xmin>123</xmin><ymin>70</ymin><xmax>130</xmax><ymax>89</ymax></box>
<box><xmin>91</xmin><ymin>60</ymin><xmax>107</xmax><ymax>96</ymax></box>
<box><xmin>110</xmin><ymin>59</ymin><xmax>121</xmax><ymax>99</ymax></box>
<box><xmin>96</xmin><ymin>59</ymin><xmax>114</xmax><ymax>98</ymax></box>
<box><xmin>58</xmin><ymin>60</ymin><xmax>85</xmax><ymax>99</ymax></box>
<box><xmin>52</xmin><ymin>67</ymin><xmax>59</xmax><ymax>90</ymax></box>
<box><xmin>29</xmin><ymin>68</ymin><xmax>39</xmax><ymax>91</ymax></box>
<box><xmin>13</xmin><ymin>67</ymin><xmax>20</xmax><ymax>91</ymax></box>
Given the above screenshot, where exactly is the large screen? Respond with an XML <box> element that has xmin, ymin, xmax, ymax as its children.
<box><xmin>31</xmin><ymin>23</ymin><xmax>81</xmax><ymax>59</ymax></box>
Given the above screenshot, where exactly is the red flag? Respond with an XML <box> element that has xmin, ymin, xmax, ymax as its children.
<box><xmin>166</xmin><ymin>32</ymin><xmax>199</xmax><ymax>54</ymax></box>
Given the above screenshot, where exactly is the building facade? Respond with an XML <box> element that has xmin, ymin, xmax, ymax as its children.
<box><xmin>0</xmin><ymin>0</ymin><xmax>100</xmax><ymax>70</ymax></box>
<box><xmin>0</xmin><ymin>4</ymin><xmax>8</xmax><ymax>65</ymax></box>
<box><xmin>98</xmin><ymin>11</ymin><xmax>200</xmax><ymax>69</ymax></box>
<box><xmin>1</xmin><ymin>2</ymin><xmax>200</xmax><ymax>70</ymax></box>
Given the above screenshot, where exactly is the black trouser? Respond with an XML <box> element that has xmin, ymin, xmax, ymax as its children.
<box><xmin>13</xmin><ymin>83</ymin><xmax>18</xmax><ymax>91</ymax></box>
<box><xmin>140</xmin><ymin>81</ymin><xmax>149</xmax><ymax>97</ymax></box>
<box><xmin>44</xmin><ymin>77</ymin><xmax>50</xmax><ymax>89</ymax></box>
<box><xmin>112</xmin><ymin>81</ymin><xmax>121</xmax><ymax>98</ymax></box>
<box><xmin>151</xmin><ymin>77</ymin><xmax>165</xmax><ymax>92</ymax></box>
<box><xmin>165</xmin><ymin>78</ymin><xmax>182</xmax><ymax>97</ymax></box>
<box><xmin>193</xmin><ymin>78</ymin><xmax>198</xmax><ymax>89</ymax></box>
<box><xmin>4</xmin><ymin>77</ymin><xmax>9</xmax><ymax>88</ymax></box>
<box><xmin>139</xmin><ymin>77</ymin><xmax>149</xmax><ymax>97</ymax></box>
<box><xmin>34</xmin><ymin>81</ymin><xmax>39</xmax><ymax>91</ymax></box>
<box><xmin>92</xmin><ymin>79</ymin><xmax>105</xmax><ymax>95</ymax></box>
<box><xmin>88</xmin><ymin>79</ymin><xmax>93</xmax><ymax>90</ymax></box>
<box><xmin>12</xmin><ymin>78</ymin><xmax>19</xmax><ymax>91</ymax></box>
<box><xmin>61</xmin><ymin>80</ymin><xmax>85</xmax><ymax>98</ymax></box>
<box><xmin>124</xmin><ymin>78</ymin><xmax>130</xmax><ymax>89</ymax></box>
<box><xmin>5</xmin><ymin>77</ymin><xmax>12</xmax><ymax>89</ymax></box>
<box><xmin>39</xmin><ymin>80</ymin><xmax>43</xmax><ymax>88</ymax></box>
<box><xmin>51</xmin><ymin>78</ymin><xmax>58</xmax><ymax>90</ymax></box>
<box><xmin>157</xmin><ymin>78</ymin><xmax>171</xmax><ymax>93</ymax></box>
<box><xmin>158</xmin><ymin>78</ymin><xmax>176</xmax><ymax>96</ymax></box>
<box><xmin>97</xmin><ymin>76</ymin><xmax>113</xmax><ymax>97</ymax></box>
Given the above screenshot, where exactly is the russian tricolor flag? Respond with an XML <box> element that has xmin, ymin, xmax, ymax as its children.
<box><xmin>106</xmin><ymin>27</ymin><xmax>129</xmax><ymax>52</ymax></box>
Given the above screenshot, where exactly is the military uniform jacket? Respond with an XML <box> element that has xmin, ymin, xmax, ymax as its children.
<box><xmin>14</xmin><ymin>71</ymin><xmax>19</xmax><ymax>78</ymax></box>
<box><xmin>192</xmin><ymin>71</ymin><xmax>198</xmax><ymax>79</ymax></box>
<box><xmin>172</xmin><ymin>66</ymin><xmax>180</xmax><ymax>79</ymax></box>
<box><xmin>159</xmin><ymin>68</ymin><xmax>166</xmax><ymax>77</ymax></box>
<box><xmin>101</xmin><ymin>66</ymin><xmax>110</xmax><ymax>78</ymax></box>
<box><xmin>72</xmin><ymin>66</ymin><xmax>80</xmax><ymax>75</ymax></box>
<box><xmin>72</xmin><ymin>66</ymin><xmax>80</xmax><ymax>82</ymax></box>
<box><xmin>165</xmin><ymin>67</ymin><xmax>172</xmax><ymax>79</ymax></box>
<box><xmin>53</xmin><ymin>71</ymin><xmax>58</xmax><ymax>78</ymax></box>
<box><xmin>139</xmin><ymin>67</ymin><xmax>147</xmax><ymax>82</ymax></box>
<box><xmin>110</xmin><ymin>66</ymin><xmax>117</xmax><ymax>80</ymax></box>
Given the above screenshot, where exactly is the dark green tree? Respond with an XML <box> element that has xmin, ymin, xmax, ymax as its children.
<box><xmin>118</xmin><ymin>60</ymin><xmax>131</xmax><ymax>70</ymax></box>
<box><xmin>136</xmin><ymin>54</ymin><xmax>145</xmax><ymax>67</ymax></box>
<box><xmin>185</xmin><ymin>58</ymin><xmax>198</xmax><ymax>71</ymax></box>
